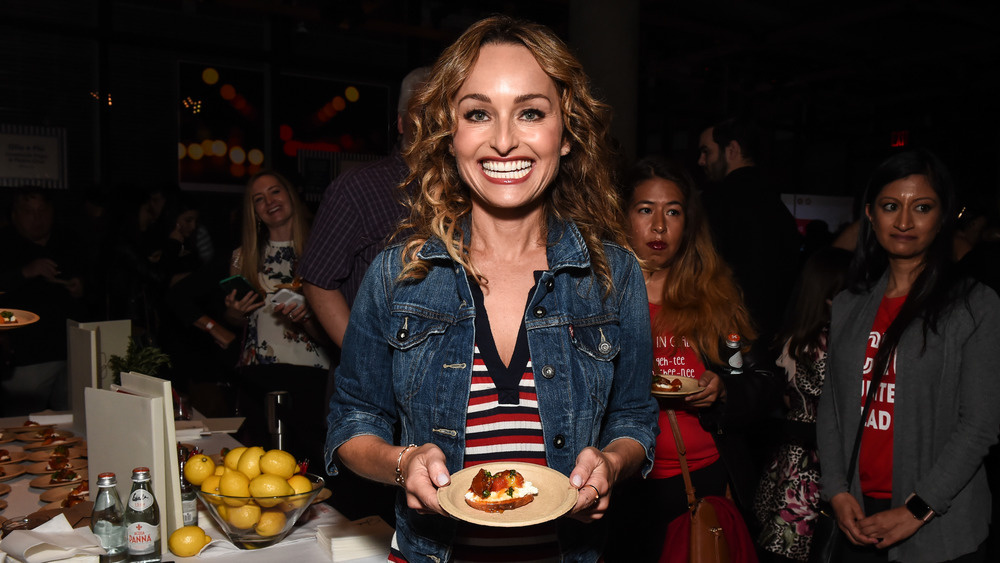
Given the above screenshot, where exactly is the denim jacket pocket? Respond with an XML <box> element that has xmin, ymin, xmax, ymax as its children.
<box><xmin>568</xmin><ymin>318</ymin><xmax>621</xmax><ymax>362</ymax></box>
<box><xmin>387</xmin><ymin>310</ymin><xmax>450</xmax><ymax>350</ymax></box>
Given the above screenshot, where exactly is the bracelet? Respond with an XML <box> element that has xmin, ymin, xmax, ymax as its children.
<box><xmin>394</xmin><ymin>444</ymin><xmax>417</xmax><ymax>486</ymax></box>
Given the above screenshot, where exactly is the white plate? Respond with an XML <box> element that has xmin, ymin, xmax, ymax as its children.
<box><xmin>651</xmin><ymin>375</ymin><xmax>702</xmax><ymax>397</ymax></box>
<box><xmin>437</xmin><ymin>462</ymin><xmax>578</xmax><ymax>527</ymax></box>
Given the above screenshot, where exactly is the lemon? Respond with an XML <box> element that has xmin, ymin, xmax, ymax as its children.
<box><xmin>237</xmin><ymin>446</ymin><xmax>266</xmax><ymax>479</ymax></box>
<box><xmin>200</xmin><ymin>474</ymin><xmax>222</xmax><ymax>504</ymax></box>
<box><xmin>168</xmin><ymin>525</ymin><xmax>212</xmax><ymax>557</ymax></box>
<box><xmin>219</xmin><ymin>470</ymin><xmax>251</xmax><ymax>507</ymax></box>
<box><xmin>224</xmin><ymin>446</ymin><xmax>247</xmax><ymax>471</ymax></box>
<box><xmin>283</xmin><ymin>475</ymin><xmax>314</xmax><ymax>510</ymax></box>
<box><xmin>183</xmin><ymin>454</ymin><xmax>215</xmax><ymax>486</ymax></box>
<box><xmin>249</xmin><ymin>474</ymin><xmax>293</xmax><ymax>507</ymax></box>
<box><xmin>226</xmin><ymin>503</ymin><xmax>261</xmax><ymax>530</ymax></box>
<box><xmin>214</xmin><ymin>465</ymin><xmax>226</xmax><ymax>476</ymax></box>
<box><xmin>259</xmin><ymin>449</ymin><xmax>297</xmax><ymax>479</ymax></box>
<box><xmin>255</xmin><ymin>510</ymin><xmax>286</xmax><ymax>537</ymax></box>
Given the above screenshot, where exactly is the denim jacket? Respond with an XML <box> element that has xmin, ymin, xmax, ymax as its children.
<box><xmin>326</xmin><ymin>219</ymin><xmax>658</xmax><ymax>562</ymax></box>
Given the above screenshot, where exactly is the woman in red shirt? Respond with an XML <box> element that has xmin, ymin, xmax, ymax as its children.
<box><xmin>605</xmin><ymin>156</ymin><xmax>763</xmax><ymax>561</ymax></box>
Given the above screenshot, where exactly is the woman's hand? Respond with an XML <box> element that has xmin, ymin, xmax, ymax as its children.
<box><xmin>273</xmin><ymin>300</ymin><xmax>310</xmax><ymax>324</ymax></box>
<box><xmin>685</xmin><ymin>370</ymin><xmax>726</xmax><ymax>408</ymax></box>
<box><xmin>567</xmin><ymin>446</ymin><xmax>615</xmax><ymax>521</ymax></box>
<box><xmin>224</xmin><ymin>289</ymin><xmax>264</xmax><ymax>319</ymax></box>
<box><xmin>857</xmin><ymin>506</ymin><xmax>924</xmax><ymax>549</ymax></box>
<box><xmin>830</xmin><ymin>491</ymin><xmax>878</xmax><ymax>546</ymax></box>
<box><xmin>398</xmin><ymin>443</ymin><xmax>451</xmax><ymax>516</ymax></box>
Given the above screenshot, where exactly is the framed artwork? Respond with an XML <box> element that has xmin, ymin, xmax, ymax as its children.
<box><xmin>0</xmin><ymin>124</ymin><xmax>67</xmax><ymax>189</ymax></box>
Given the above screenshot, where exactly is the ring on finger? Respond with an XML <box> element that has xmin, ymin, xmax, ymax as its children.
<box><xmin>585</xmin><ymin>483</ymin><xmax>600</xmax><ymax>504</ymax></box>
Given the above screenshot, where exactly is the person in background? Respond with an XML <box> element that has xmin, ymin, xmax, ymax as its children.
<box><xmin>325</xmin><ymin>16</ymin><xmax>657</xmax><ymax>562</ymax></box>
<box><xmin>817</xmin><ymin>149</ymin><xmax>1000</xmax><ymax>563</ymax></box>
<box><xmin>605</xmin><ymin>156</ymin><xmax>769</xmax><ymax>562</ymax></box>
<box><xmin>697</xmin><ymin>117</ymin><xmax>801</xmax><ymax>348</ymax></box>
<box><xmin>0</xmin><ymin>188</ymin><xmax>85</xmax><ymax>416</ymax></box>
<box><xmin>753</xmin><ymin>246</ymin><xmax>851</xmax><ymax>562</ymax></box>
<box><xmin>222</xmin><ymin>169</ymin><xmax>331</xmax><ymax>471</ymax></box>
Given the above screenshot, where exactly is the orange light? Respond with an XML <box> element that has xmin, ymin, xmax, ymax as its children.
<box><xmin>247</xmin><ymin>149</ymin><xmax>264</xmax><ymax>165</ymax></box>
<box><xmin>220</xmin><ymin>84</ymin><xmax>236</xmax><ymax>101</ymax></box>
<box><xmin>188</xmin><ymin>143</ymin><xmax>204</xmax><ymax>160</ymax></box>
<box><xmin>177</xmin><ymin>142</ymin><xmax>187</xmax><ymax>160</ymax></box>
<box><xmin>345</xmin><ymin>86</ymin><xmax>359</xmax><ymax>102</ymax></box>
<box><xmin>211</xmin><ymin>140</ymin><xmax>227</xmax><ymax>156</ymax></box>
<box><xmin>229</xmin><ymin>146</ymin><xmax>246</xmax><ymax>164</ymax></box>
<box><xmin>332</xmin><ymin>96</ymin><xmax>346</xmax><ymax>111</ymax></box>
<box><xmin>202</xmin><ymin>68</ymin><xmax>220</xmax><ymax>85</ymax></box>
<box><xmin>230</xmin><ymin>163</ymin><xmax>246</xmax><ymax>178</ymax></box>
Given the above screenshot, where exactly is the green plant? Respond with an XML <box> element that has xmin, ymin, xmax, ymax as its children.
<box><xmin>106</xmin><ymin>336</ymin><xmax>172</xmax><ymax>386</ymax></box>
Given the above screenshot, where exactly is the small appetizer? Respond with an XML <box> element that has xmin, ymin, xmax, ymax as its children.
<box><xmin>62</xmin><ymin>481</ymin><xmax>89</xmax><ymax>507</ymax></box>
<box><xmin>45</xmin><ymin>454</ymin><xmax>70</xmax><ymax>471</ymax></box>
<box><xmin>1</xmin><ymin>310</ymin><xmax>17</xmax><ymax>324</ymax></box>
<box><xmin>0</xmin><ymin>449</ymin><xmax>10</xmax><ymax>462</ymax></box>
<box><xmin>22</xmin><ymin>420</ymin><xmax>40</xmax><ymax>427</ymax></box>
<box><xmin>465</xmin><ymin>468</ymin><xmax>538</xmax><ymax>513</ymax></box>
<box><xmin>652</xmin><ymin>374</ymin><xmax>683</xmax><ymax>392</ymax></box>
<box><xmin>34</xmin><ymin>428</ymin><xmax>55</xmax><ymax>440</ymax></box>
<box><xmin>49</xmin><ymin>468</ymin><xmax>79</xmax><ymax>484</ymax></box>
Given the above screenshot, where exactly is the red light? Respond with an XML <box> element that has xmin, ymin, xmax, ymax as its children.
<box><xmin>279</xmin><ymin>125</ymin><xmax>293</xmax><ymax>141</ymax></box>
<box><xmin>891</xmin><ymin>130</ymin><xmax>908</xmax><ymax>147</ymax></box>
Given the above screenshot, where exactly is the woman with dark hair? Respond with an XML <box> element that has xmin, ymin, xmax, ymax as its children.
<box><xmin>817</xmin><ymin>149</ymin><xmax>1000</xmax><ymax>563</ymax></box>
<box><xmin>605</xmin><ymin>155</ymin><xmax>768</xmax><ymax>562</ymax></box>
<box><xmin>754</xmin><ymin>247</ymin><xmax>851</xmax><ymax>562</ymax></box>
<box><xmin>325</xmin><ymin>15</ymin><xmax>657</xmax><ymax>562</ymax></box>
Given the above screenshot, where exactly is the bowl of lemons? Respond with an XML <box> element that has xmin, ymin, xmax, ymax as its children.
<box><xmin>186</xmin><ymin>446</ymin><xmax>325</xmax><ymax>549</ymax></box>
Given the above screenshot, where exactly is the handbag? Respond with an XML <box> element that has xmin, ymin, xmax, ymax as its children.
<box><xmin>808</xmin><ymin>348</ymin><xmax>891</xmax><ymax>563</ymax></box>
<box><xmin>660</xmin><ymin>409</ymin><xmax>757</xmax><ymax>563</ymax></box>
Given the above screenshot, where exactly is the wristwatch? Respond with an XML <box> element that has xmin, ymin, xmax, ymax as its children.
<box><xmin>905</xmin><ymin>493</ymin><xmax>935</xmax><ymax>522</ymax></box>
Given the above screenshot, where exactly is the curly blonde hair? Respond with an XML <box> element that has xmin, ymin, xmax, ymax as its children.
<box><xmin>397</xmin><ymin>15</ymin><xmax>625</xmax><ymax>293</ymax></box>
<box><xmin>238</xmin><ymin>169</ymin><xmax>312</xmax><ymax>295</ymax></box>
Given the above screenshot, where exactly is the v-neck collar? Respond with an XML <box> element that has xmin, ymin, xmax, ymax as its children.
<box><xmin>469</xmin><ymin>275</ymin><xmax>538</xmax><ymax>404</ymax></box>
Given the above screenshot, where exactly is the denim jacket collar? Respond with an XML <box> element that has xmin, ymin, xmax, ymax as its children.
<box><xmin>415</xmin><ymin>216</ymin><xmax>591</xmax><ymax>272</ymax></box>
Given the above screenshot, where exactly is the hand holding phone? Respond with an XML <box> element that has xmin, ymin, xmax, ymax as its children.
<box><xmin>220</xmin><ymin>275</ymin><xmax>258</xmax><ymax>300</ymax></box>
<box><xmin>271</xmin><ymin>288</ymin><xmax>305</xmax><ymax>308</ymax></box>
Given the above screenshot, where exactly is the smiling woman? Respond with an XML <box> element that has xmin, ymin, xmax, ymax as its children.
<box><xmin>325</xmin><ymin>15</ymin><xmax>658</xmax><ymax>563</ymax></box>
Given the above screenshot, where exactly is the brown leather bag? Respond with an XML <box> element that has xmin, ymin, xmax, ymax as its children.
<box><xmin>668</xmin><ymin>409</ymin><xmax>731</xmax><ymax>563</ymax></box>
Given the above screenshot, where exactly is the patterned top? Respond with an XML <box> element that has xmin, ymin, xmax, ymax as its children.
<box><xmin>234</xmin><ymin>241</ymin><xmax>330</xmax><ymax>369</ymax></box>
<box><xmin>296</xmin><ymin>151</ymin><xmax>410</xmax><ymax>307</ymax></box>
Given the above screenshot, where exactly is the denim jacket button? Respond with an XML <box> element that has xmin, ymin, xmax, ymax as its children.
<box><xmin>532</xmin><ymin>306</ymin><xmax>546</xmax><ymax>318</ymax></box>
<box><xmin>598</xmin><ymin>342</ymin><xmax>612</xmax><ymax>354</ymax></box>
<box><xmin>396</xmin><ymin>329</ymin><xmax>409</xmax><ymax>341</ymax></box>
<box><xmin>553</xmin><ymin>434</ymin><xmax>566</xmax><ymax>448</ymax></box>
<box><xmin>545</xmin><ymin>280</ymin><xmax>554</xmax><ymax>291</ymax></box>
<box><xmin>541</xmin><ymin>365</ymin><xmax>555</xmax><ymax>379</ymax></box>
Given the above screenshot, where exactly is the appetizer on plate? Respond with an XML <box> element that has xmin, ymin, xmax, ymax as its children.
<box><xmin>0</xmin><ymin>310</ymin><xmax>17</xmax><ymax>324</ymax></box>
<box><xmin>0</xmin><ymin>449</ymin><xmax>9</xmax><ymax>463</ymax></box>
<box><xmin>465</xmin><ymin>468</ymin><xmax>538</xmax><ymax>513</ymax></box>
<box><xmin>652</xmin><ymin>374</ymin><xmax>683</xmax><ymax>392</ymax></box>
<box><xmin>49</xmin><ymin>468</ymin><xmax>80</xmax><ymax>485</ymax></box>
<box><xmin>61</xmin><ymin>482</ymin><xmax>89</xmax><ymax>507</ymax></box>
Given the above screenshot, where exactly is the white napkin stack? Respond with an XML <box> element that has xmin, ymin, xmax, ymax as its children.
<box><xmin>0</xmin><ymin>514</ymin><xmax>104</xmax><ymax>563</ymax></box>
<box><xmin>316</xmin><ymin>515</ymin><xmax>393</xmax><ymax>562</ymax></box>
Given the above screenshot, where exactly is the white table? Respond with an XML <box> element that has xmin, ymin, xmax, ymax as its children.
<box><xmin>0</xmin><ymin>416</ymin><xmax>387</xmax><ymax>562</ymax></box>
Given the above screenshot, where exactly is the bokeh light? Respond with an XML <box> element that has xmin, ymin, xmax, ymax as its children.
<box><xmin>188</xmin><ymin>143</ymin><xmax>204</xmax><ymax>160</ymax></box>
<box><xmin>177</xmin><ymin>142</ymin><xmax>187</xmax><ymax>159</ymax></box>
<box><xmin>248</xmin><ymin>149</ymin><xmax>264</xmax><ymax>165</ymax></box>
<box><xmin>220</xmin><ymin>84</ymin><xmax>236</xmax><ymax>101</ymax></box>
<box><xmin>332</xmin><ymin>96</ymin><xmax>346</xmax><ymax>111</ymax></box>
<box><xmin>229</xmin><ymin>146</ymin><xmax>246</xmax><ymax>164</ymax></box>
<box><xmin>200</xmin><ymin>139</ymin><xmax>214</xmax><ymax>155</ymax></box>
<box><xmin>345</xmin><ymin>86</ymin><xmax>359</xmax><ymax>102</ymax></box>
<box><xmin>230</xmin><ymin>163</ymin><xmax>246</xmax><ymax>178</ymax></box>
<box><xmin>279</xmin><ymin>124</ymin><xmax>293</xmax><ymax>142</ymax></box>
<box><xmin>211</xmin><ymin>140</ymin><xmax>227</xmax><ymax>156</ymax></box>
<box><xmin>202</xmin><ymin>68</ymin><xmax>219</xmax><ymax>85</ymax></box>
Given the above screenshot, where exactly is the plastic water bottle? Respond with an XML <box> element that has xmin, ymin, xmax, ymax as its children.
<box><xmin>90</xmin><ymin>472</ymin><xmax>127</xmax><ymax>563</ymax></box>
<box><xmin>124</xmin><ymin>467</ymin><xmax>161</xmax><ymax>562</ymax></box>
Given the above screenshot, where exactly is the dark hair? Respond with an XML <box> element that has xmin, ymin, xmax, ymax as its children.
<box><xmin>848</xmin><ymin>148</ymin><xmax>963</xmax><ymax>373</ymax></box>
<box><xmin>781</xmin><ymin>247</ymin><xmax>851</xmax><ymax>362</ymax></box>
<box><xmin>711</xmin><ymin>117</ymin><xmax>761</xmax><ymax>163</ymax></box>
<box><xmin>623</xmin><ymin>156</ymin><xmax>756</xmax><ymax>364</ymax></box>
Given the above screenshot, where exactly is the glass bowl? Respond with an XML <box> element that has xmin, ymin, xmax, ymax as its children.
<box><xmin>194</xmin><ymin>473</ymin><xmax>325</xmax><ymax>549</ymax></box>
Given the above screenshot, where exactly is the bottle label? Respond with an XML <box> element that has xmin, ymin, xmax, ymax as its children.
<box><xmin>182</xmin><ymin>498</ymin><xmax>198</xmax><ymax>526</ymax></box>
<box><xmin>128</xmin><ymin>489</ymin><xmax>155</xmax><ymax>511</ymax></box>
<box><xmin>127</xmin><ymin>521</ymin><xmax>158</xmax><ymax>554</ymax></box>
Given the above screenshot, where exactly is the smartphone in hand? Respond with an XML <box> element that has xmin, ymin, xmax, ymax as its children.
<box><xmin>271</xmin><ymin>288</ymin><xmax>305</xmax><ymax>308</ymax></box>
<box><xmin>219</xmin><ymin>275</ymin><xmax>258</xmax><ymax>300</ymax></box>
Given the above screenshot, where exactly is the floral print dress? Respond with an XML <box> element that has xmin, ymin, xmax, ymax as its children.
<box><xmin>753</xmin><ymin>336</ymin><xmax>826</xmax><ymax>561</ymax></box>
<box><xmin>236</xmin><ymin>241</ymin><xmax>330</xmax><ymax>370</ymax></box>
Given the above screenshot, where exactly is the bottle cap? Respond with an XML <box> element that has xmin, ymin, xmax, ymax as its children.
<box><xmin>726</xmin><ymin>333</ymin><xmax>741</xmax><ymax>347</ymax></box>
<box><xmin>131</xmin><ymin>467</ymin><xmax>151</xmax><ymax>481</ymax></box>
<box><xmin>97</xmin><ymin>472</ymin><xmax>117</xmax><ymax>486</ymax></box>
